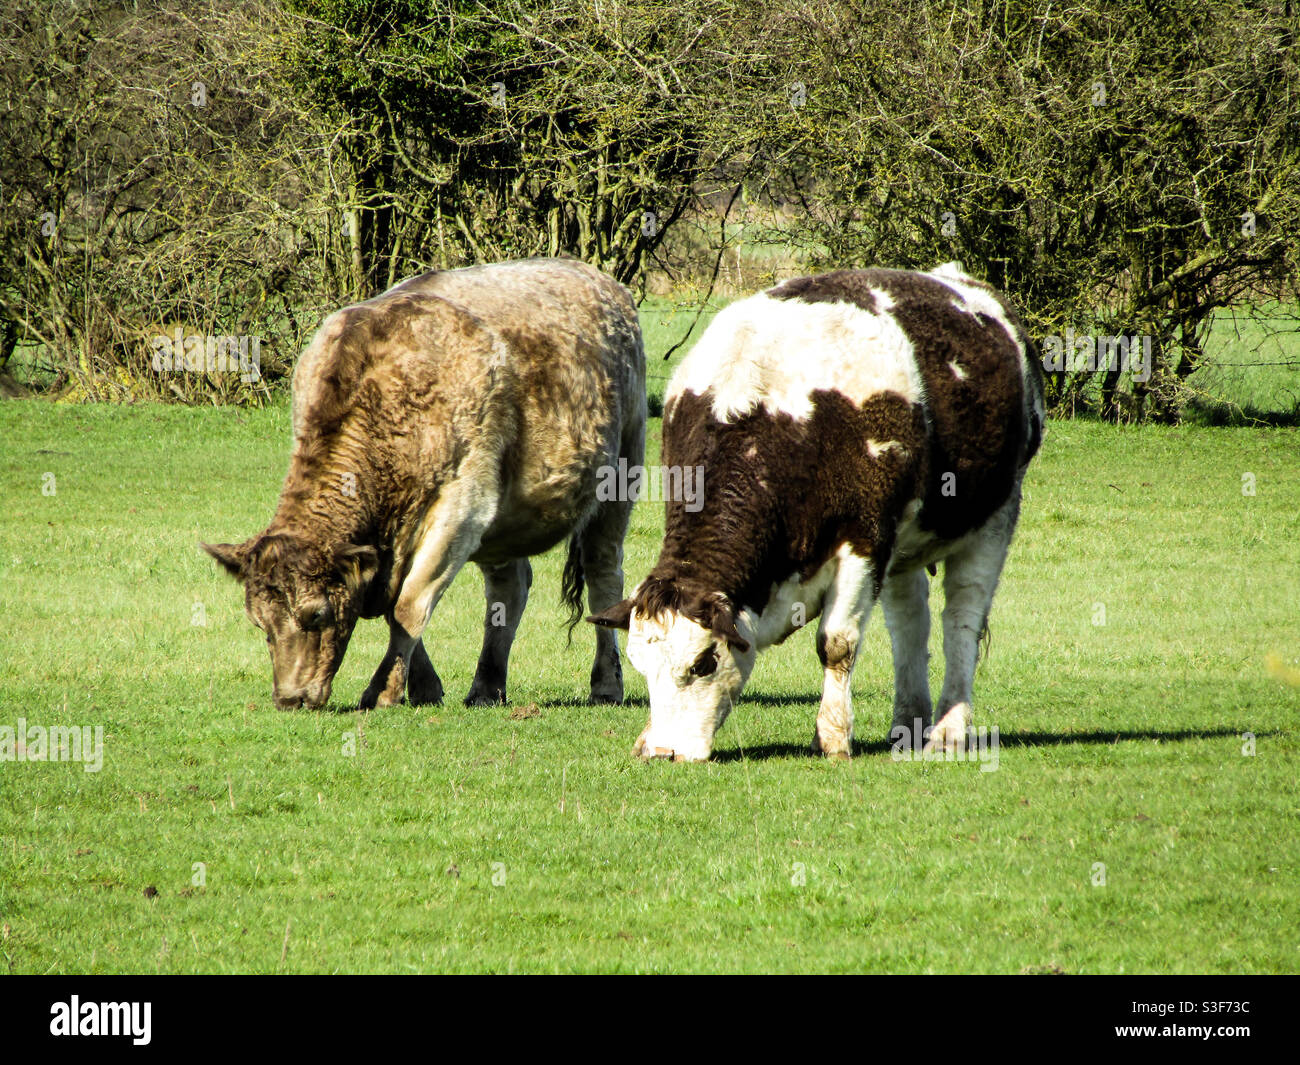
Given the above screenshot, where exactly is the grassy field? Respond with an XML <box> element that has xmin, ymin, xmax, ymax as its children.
<box><xmin>1</xmin><ymin>391</ymin><xmax>1297</xmax><ymax>974</ymax></box>
<box><xmin>1187</xmin><ymin>305</ymin><xmax>1300</xmax><ymax>424</ymax></box>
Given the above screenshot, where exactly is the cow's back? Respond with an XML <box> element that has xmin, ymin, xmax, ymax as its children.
<box><xmin>292</xmin><ymin>258</ymin><xmax>642</xmax><ymax>443</ymax></box>
<box><xmin>659</xmin><ymin>264</ymin><xmax>1042</xmax><ymax>609</ymax></box>
<box><xmin>290</xmin><ymin>258</ymin><xmax>644</xmax><ymax>560</ymax></box>
<box><xmin>417</xmin><ymin>259</ymin><xmax>645</xmax><ymax>554</ymax></box>
<box><xmin>766</xmin><ymin>265</ymin><xmax>1043</xmax><ymax>540</ymax></box>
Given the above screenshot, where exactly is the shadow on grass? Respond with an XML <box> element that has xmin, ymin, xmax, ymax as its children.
<box><xmin>299</xmin><ymin>695</ymin><xmax>638</xmax><ymax>713</ymax></box>
<box><xmin>1184</xmin><ymin>396</ymin><xmax>1300</xmax><ymax>427</ymax></box>
<box><xmin>309</xmin><ymin>702</ymin><xmax>367</xmax><ymax>715</ymax></box>
<box><xmin>529</xmin><ymin>696</ymin><xmax>649</xmax><ymax>710</ymax></box>
<box><xmin>712</xmin><ymin>726</ymin><xmax>1263</xmax><ymax>763</ymax></box>
<box><xmin>531</xmin><ymin>693</ymin><xmax>824</xmax><ymax>711</ymax></box>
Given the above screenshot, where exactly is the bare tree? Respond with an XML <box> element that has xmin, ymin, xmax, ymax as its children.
<box><xmin>766</xmin><ymin>0</ymin><xmax>1300</xmax><ymax>421</ymax></box>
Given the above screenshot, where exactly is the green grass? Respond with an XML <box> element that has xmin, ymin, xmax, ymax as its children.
<box><xmin>636</xmin><ymin>295</ymin><xmax>723</xmax><ymax>415</ymax></box>
<box><xmin>1186</xmin><ymin>304</ymin><xmax>1300</xmax><ymax>424</ymax></box>
<box><xmin>1</xmin><ymin>399</ymin><xmax>1298</xmax><ymax>973</ymax></box>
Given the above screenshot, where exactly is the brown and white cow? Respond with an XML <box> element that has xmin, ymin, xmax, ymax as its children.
<box><xmin>205</xmin><ymin>257</ymin><xmax>645</xmax><ymax>710</ymax></box>
<box><xmin>590</xmin><ymin>263</ymin><xmax>1044</xmax><ymax>762</ymax></box>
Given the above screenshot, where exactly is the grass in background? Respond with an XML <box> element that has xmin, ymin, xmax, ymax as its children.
<box><xmin>636</xmin><ymin>295</ymin><xmax>722</xmax><ymax>415</ymax></box>
<box><xmin>1</xmin><ymin>398</ymin><xmax>1297</xmax><ymax>973</ymax></box>
<box><xmin>1187</xmin><ymin>305</ymin><xmax>1300</xmax><ymax>424</ymax></box>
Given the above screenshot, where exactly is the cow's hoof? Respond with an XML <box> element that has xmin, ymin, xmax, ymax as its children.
<box><xmin>407</xmin><ymin>675</ymin><xmax>444</xmax><ymax>707</ymax></box>
<box><xmin>924</xmin><ymin>703</ymin><xmax>973</xmax><ymax>753</ymax></box>
<box><xmin>362</xmin><ymin>658</ymin><xmax>408</xmax><ymax>710</ymax></box>
<box><xmin>589</xmin><ymin>659</ymin><xmax>623</xmax><ymax>702</ymax></box>
<box><xmin>360</xmin><ymin>677</ymin><xmax>406</xmax><ymax>709</ymax></box>
<box><xmin>889</xmin><ymin>715</ymin><xmax>931</xmax><ymax>754</ymax></box>
<box><xmin>464</xmin><ymin>682</ymin><xmax>506</xmax><ymax>707</ymax></box>
<box><xmin>809</xmin><ymin>745</ymin><xmax>851</xmax><ymax>762</ymax></box>
<box><xmin>810</xmin><ymin>731</ymin><xmax>852</xmax><ymax>761</ymax></box>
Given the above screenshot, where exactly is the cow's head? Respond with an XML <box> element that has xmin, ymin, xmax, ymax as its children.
<box><xmin>589</xmin><ymin>576</ymin><xmax>754</xmax><ymax>761</ymax></box>
<box><xmin>203</xmin><ymin>534</ymin><xmax>379</xmax><ymax>709</ymax></box>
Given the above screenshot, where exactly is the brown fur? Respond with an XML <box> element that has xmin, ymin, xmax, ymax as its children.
<box><xmin>770</xmin><ymin>268</ymin><xmax>1042</xmax><ymax>539</ymax></box>
<box><xmin>642</xmin><ymin>388</ymin><xmax>927</xmax><ymax>617</ymax></box>
<box><xmin>207</xmin><ymin>257</ymin><xmax>645</xmax><ymax>710</ymax></box>
<box><xmin>598</xmin><ymin>266</ymin><xmax>1042</xmax><ymax>630</ymax></box>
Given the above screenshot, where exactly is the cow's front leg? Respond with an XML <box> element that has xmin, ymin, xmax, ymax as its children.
<box><xmin>359</xmin><ymin>476</ymin><xmax>491</xmax><ymax>710</ymax></box>
<box><xmin>811</xmin><ymin>551</ymin><xmax>877</xmax><ymax>760</ymax></box>
<box><xmin>361</xmin><ymin>623</ymin><xmax>416</xmax><ymax>710</ymax></box>
<box><xmin>881</xmin><ymin>565</ymin><xmax>932</xmax><ymax>753</ymax></box>
<box><xmin>465</xmin><ymin>558</ymin><xmax>531</xmax><ymax>706</ymax></box>
<box><xmin>928</xmin><ymin>490</ymin><xmax>1019</xmax><ymax>751</ymax></box>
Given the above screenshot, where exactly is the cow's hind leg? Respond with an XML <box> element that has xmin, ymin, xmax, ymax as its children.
<box><xmin>928</xmin><ymin>489</ymin><xmax>1021</xmax><ymax>751</ymax></box>
<box><xmin>881</xmin><ymin>565</ymin><xmax>932</xmax><ymax>752</ymax></box>
<box><xmin>810</xmin><ymin>551</ymin><xmax>877</xmax><ymax>760</ymax></box>
<box><xmin>465</xmin><ymin>558</ymin><xmax>532</xmax><ymax>706</ymax></box>
<box><xmin>407</xmin><ymin>639</ymin><xmax>444</xmax><ymax>706</ymax></box>
<box><xmin>580</xmin><ymin>497</ymin><xmax>633</xmax><ymax>704</ymax></box>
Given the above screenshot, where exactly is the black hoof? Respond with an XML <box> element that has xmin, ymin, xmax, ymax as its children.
<box><xmin>464</xmin><ymin>683</ymin><xmax>506</xmax><ymax>707</ymax></box>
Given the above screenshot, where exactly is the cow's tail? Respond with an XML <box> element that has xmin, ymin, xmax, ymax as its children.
<box><xmin>561</xmin><ymin>532</ymin><xmax>586</xmax><ymax>645</ymax></box>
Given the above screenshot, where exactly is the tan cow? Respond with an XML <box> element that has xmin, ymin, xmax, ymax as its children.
<box><xmin>205</xmin><ymin>257</ymin><xmax>645</xmax><ymax>710</ymax></box>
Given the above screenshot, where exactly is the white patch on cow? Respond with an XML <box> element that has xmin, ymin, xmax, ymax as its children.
<box><xmin>811</xmin><ymin>550</ymin><xmax>877</xmax><ymax>758</ymax></box>
<box><xmin>928</xmin><ymin>262</ymin><xmax>1026</xmax><ymax>374</ymax></box>
<box><xmin>866</xmin><ymin>438</ymin><xmax>902</xmax><ymax>460</ymax></box>
<box><xmin>738</xmin><ymin>555</ymin><xmax>839</xmax><ymax>652</ymax></box>
<box><xmin>948</xmin><ymin>360</ymin><xmax>966</xmax><ymax>380</ymax></box>
<box><xmin>889</xmin><ymin>497</ymin><xmax>951</xmax><ymax>575</ymax></box>
<box><xmin>928</xmin><ymin>702</ymin><xmax>973</xmax><ymax>751</ymax></box>
<box><xmin>812</xmin><ymin>549</ymin><xmax>875</xmax><ymax>673</ymax></box>
<box><xmin>667</xmin><ymin>291</ymin><xmax>923</xmax><ymax>423</ymax></box>
<box><xmin>624</xmin><ymin>600</ymin><xmax>755</xmax><ymax>762</ymax></box>
<box><xmin>391</xmin><ymin>452</ymin><xmax>501</xmax><ymax>638</ymax></box>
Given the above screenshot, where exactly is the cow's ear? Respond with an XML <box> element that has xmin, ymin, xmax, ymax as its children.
<box><xmin>203</xmin><ymin>541</ymin><xmax>247</xmax><ymax>581</ymax></box>
<box><xmin>588</xmin><ymin>599</ymin><xmax>633</xmax><ymax>630</ymax></box>
<box><xmin>706</xmin><ymin>596</ymin><xmax>750</xmax><ymax>653</ymax></box>
<box><xmin>336</xmin><ymin>544</ymin><xmax>380</xmax><ymax>596</ymax></box>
